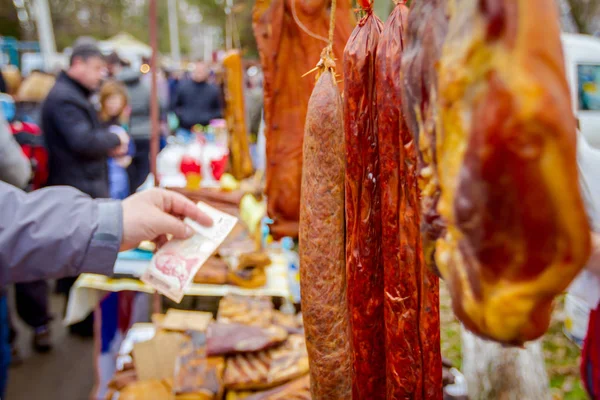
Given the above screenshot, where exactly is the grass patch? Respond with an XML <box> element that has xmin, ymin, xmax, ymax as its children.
<box><xmin>440</xmin><ymin>285</ymin><xmax>586</xmax><ymax>399</ymax></box>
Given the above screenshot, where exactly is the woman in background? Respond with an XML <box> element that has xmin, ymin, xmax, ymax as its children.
<box><xmin>98</xmin><ymin>81</ymin><xmax>134</xmax><ymax>200</ymax></box>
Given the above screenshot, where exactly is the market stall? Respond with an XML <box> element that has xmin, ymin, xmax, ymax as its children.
<box><xmin>65</xmin><ymin>177</ymin><xmax>298</xmax><ymax>398</ymax></box>
<box><xmin>68</xmin><ymin>0</ymin><xmax>595</xmax><ymax>397</ymax></box>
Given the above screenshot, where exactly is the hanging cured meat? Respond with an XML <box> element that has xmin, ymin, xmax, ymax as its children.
<box><xmin>223</xmin><ymin>50</ymin><xmax>254</xmax><ymax>180</ymax></box>
<box><xmin>252</xmin><ymin>0</ymin><xmax>354</xmax><ymax>239</ymax></box>
<box><xmin>300</xmin><ymin>48</ymin><xmax>352</xmax><ymax>399</ymax></box>
<box><xmin>377</xmin><ymin>2</ymin><xmax>441</xmax><ymax>398</ymax></box>
<box><xmin>343</xmin><ymin>2</ymin><xmax>386</xmax><ymax>398</ymax></box>
<box><xmin>401</xmin><ymin>0</ymin><xmax>449</xmax><ymax>273</ymax></box>
<box><xmin>405</xmin><ymin>0</ymin><xmax>592</xmax><ymax>345</ymax></box>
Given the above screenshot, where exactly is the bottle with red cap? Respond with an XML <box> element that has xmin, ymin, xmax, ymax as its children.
<box><xmin>179</xmin><ymin>155</ymin><xmax>201</xmax><ymax>189</ymax></box>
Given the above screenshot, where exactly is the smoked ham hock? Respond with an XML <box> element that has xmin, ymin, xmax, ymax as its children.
<box><xmin>404</xmin><ymin>0</ymin><xmax>591</xmax><ymax>344</ymax></box>
<box><xmin>252</xmin><ymin>0</ymin><xmax>353</xmax><ymax>238</ymax></box>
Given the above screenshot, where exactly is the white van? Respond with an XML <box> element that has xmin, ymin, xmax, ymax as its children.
<box><xmin>562</xmin><ymin>33</ymin><xmax>600</xmax><ymax>150</ymax></box>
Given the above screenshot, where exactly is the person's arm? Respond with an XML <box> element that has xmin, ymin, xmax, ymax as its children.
<box><xmin>0</xmin><ymin>184</ymin><xmax>213</xmax><ymax>285</ymax></box>
<box><xmin>1</xmin><ymin>182</ymin><xmax>121</xmax><ymax>284</ymax></box>
<box><xmin>54</xmin><ymin>100</ymin><xmax>121</xmax><ymax>158</ymax></box>
<box><xmin>0</xmin><ymin>110</ymin><xmax>31</xmax><ymax>188</ymax></box>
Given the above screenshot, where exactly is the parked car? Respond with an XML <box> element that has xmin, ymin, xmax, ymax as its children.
<box><xmin>562</xmin><ymin>33</ymin><xmax>600</xmax><ymax>149</ymax></box>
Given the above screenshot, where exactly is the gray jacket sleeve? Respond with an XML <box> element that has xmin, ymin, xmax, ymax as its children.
<box><xmin>0</xmin><ymin>182</ymin><xmax>123</xmax><ymax>286</ymax></box>
<box><xmin>0</xmin><ymin>108</ymin><xmax>31</xmax><ymax>189</ymax></box>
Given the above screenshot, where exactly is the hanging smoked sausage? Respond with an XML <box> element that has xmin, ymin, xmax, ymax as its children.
<box><xmin>343</xmin><ymin>2</ymin><xmax>385</xmax><ymax>398</ymax></box>
<box><xmin>376</xmin><ymin>2</ymin><xmax>433</xmax><ymax>399</ymax></box>
<box><xmin>401</xmin><ymin>0</ymin><xmax>447</xmax><ymax>397</ymax></box>
<box><xmin>300</xmin><ymin>49</ymin><xmax>352</xmax><ymax>399</ymax></box>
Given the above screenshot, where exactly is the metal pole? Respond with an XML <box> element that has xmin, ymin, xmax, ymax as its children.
<box><xmin>35</xmin><ymin>0</ymin><xmax>57</xmax><ymax>70</ymax></box>
<box><xmin>168</xmin><ymin>0</ymin><xmax>181</xmax><ymax>66</ymax></box>
<box><xmin>149</xmin><ymin>0</ymin><xmax>160</xmax><ymax>188</ymax></box>
<box><xmin>225</xmin><ymin>0</ymin><xmax>233</xmax><ymax>51</ymax></box>
<box><xmin>203</xmin><ymin>28</ymin><xmax>212</xmax><ymax>62</ymax></box>
<box><xmin>149</xmin><ymin>0</ymin><xmax>162</xmax><ymax>313</ymax></box>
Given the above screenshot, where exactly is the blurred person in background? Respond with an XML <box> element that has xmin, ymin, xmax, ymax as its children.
<box><xmin>140</xmin><ymin>57</ymin><xmax>169</xmax><ymax>110</ymax></box>
<box><xmin>15</xmin><ymin>70</ymin><xmax>56</xmax><ymax>124</ymax></box>
<box><xmin>41</xmin><ymin>38</ymin><xmax>129</xmax><ymax>337</ymax></box>
<box><xmin>0</xmin><ymin>70</ymin><xmax>6</xmax><ymax>94</ymax></box>
<box><xmin>574</xmin><ymin>129</ymin><xmax>600</xmax><ymax>398</ymax></box>
<box><xmin>117</xmin><ymin>66</ymin><xmax>154</xmax><ymax>193</ymax></box>
<box><xmin>245</xmin><ymin>66</ymin><xmax>264</xmax><ymax>139</ymax></box>
<box><xmin>106</xmin><ymin>52</ymin><xmax>126</xmax><ymax>79</ymax></box>
<box><xmin>173</xmin><ymin>60</ymin><xmax>223</xmax><ymax>132</ymax></box>
<box><xmin>0</xmin><ymin>93</ymin><xmax>53</xmax><ymax>359</ymax></box>
<box><xmin>0</xmin><ymin>107</ymin><xmax>32</xmax><ymax>398</ymax></box>
<box><xmin>0</xmin><ymin>65</ymin><xmax>21</xmax><ymax>97</ymax></box>
<box><xmin>99</xmin><ymin>80</ymin><xmax>135</xmax><ymax>200</ymax></box>
<box><xmin>0</xmin><ymin>108</ymin><xmax>31</xmax><ymax>189</ymax></box>
<box><xmin>167</xmin><ymin>69</ymin><xmax>182</xmax><ymax>112</ymax></box>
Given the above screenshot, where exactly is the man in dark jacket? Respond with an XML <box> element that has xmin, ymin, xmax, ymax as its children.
<box><xmin>173</xmin><ymin>61</ymin><xmax>223</xmax><ymax>130</ymax></box>
<box><xmin>42</xmin><ymin>40</ymin><xmax>128</xmax><ymax>198</ymax></box>
<box><xmin>41</xmin><ymin>39</ymin><xmax>128</xmax><ymax>335</ymax></box>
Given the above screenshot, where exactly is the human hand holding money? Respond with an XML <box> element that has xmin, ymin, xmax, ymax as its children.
<box><xmin>141</xmin><ymin>202</ymin><xmax>238</xmax><ymax>302</ymax></box>
<box><xmin>120</xmin><ymin>188</ymin><xmax>213</xmax><ymax>252</ymax></box>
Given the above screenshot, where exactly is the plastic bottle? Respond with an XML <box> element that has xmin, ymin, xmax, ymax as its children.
<box><xmin>205</xmin><ymin>125</ymin><xmax>216</xmax><ymax>143</ymax></box>
<box><xmin>281</xmin><ymin>236</ymin><xmax>301</xmax><ymax>306</ymax></box>
<box><xmin>261</xmin><ymin>217</ymin><xmax>274</xmax><ymax>249</ymax></box>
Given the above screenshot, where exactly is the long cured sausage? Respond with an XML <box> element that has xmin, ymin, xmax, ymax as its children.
<box><xmin>376</xmin><ymin>2</ymin><xmax>427</xmax><ymax>399</ymax></box>
<box><xmin>401</xmin><ymin>0</ymin><xmax>447</xmax><ymax>397</ymax></box>
<box><xmin>343</xmin><ymin>5</ymin><xmax>385</xmax><ymax>399</ymax></box>
<box><xmin>299</xmin><ymin>52</ymin><xmax>352</xmax><ymax>399</ymax></box>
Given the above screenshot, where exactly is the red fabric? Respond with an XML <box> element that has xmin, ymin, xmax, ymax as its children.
<box><xmin>9</xmin><ymin>121</ymin><xmax>49</xmax><ymax>190</ymax></box>
<box><xmin>582</xmin><ymin>305</ymin><xmax>600</xmax><ymax>399</ymax></box>
<box><xmin>117</xmin><ymin>291</ymin><xmax>137</xmax><ymax>333</ymax></box>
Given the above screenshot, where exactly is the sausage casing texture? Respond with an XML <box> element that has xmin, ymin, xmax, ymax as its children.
<box><xmin>401</xmin><ymin>0</ymin><xmax>447</xmax><ymax>397</ymax></box>
<box><xmin>343</xmin><ymin>10</ymin><xmax>386</xmax><ymax>400</ymax></box>
<box><xmin>401</xmin><ymin>0</ymin><xmax>449</xmax><ymax>273</ymax></box>
<box><xmin>376</xmin><ymin>3</ymin><xmax>429</xmax><ymax>399</ymax></box>
<box><xmin>299</xmin><ymin>68</ymin><xmax>352</xmax><ymax>400</ymax></box>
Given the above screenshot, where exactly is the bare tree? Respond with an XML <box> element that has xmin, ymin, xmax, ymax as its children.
<box><xmin>0</xmin><ymin>0</ymin><xmax>21</xmax><ymax>38</ymax></box>
<box><xmin>565</xmin><ymin>0</ymin><xmax>600</xmax><ymax>34</ymax></box>
<box><xmin>462</xmin><ymin>327</ymin><xmax>550</xmax><ymax>400</ymax></box>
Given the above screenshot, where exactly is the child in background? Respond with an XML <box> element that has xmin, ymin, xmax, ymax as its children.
<box><xmin>99</xmin><ymin>80</ymin><xmax>135</xmax><ymax>200</ymax></box>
